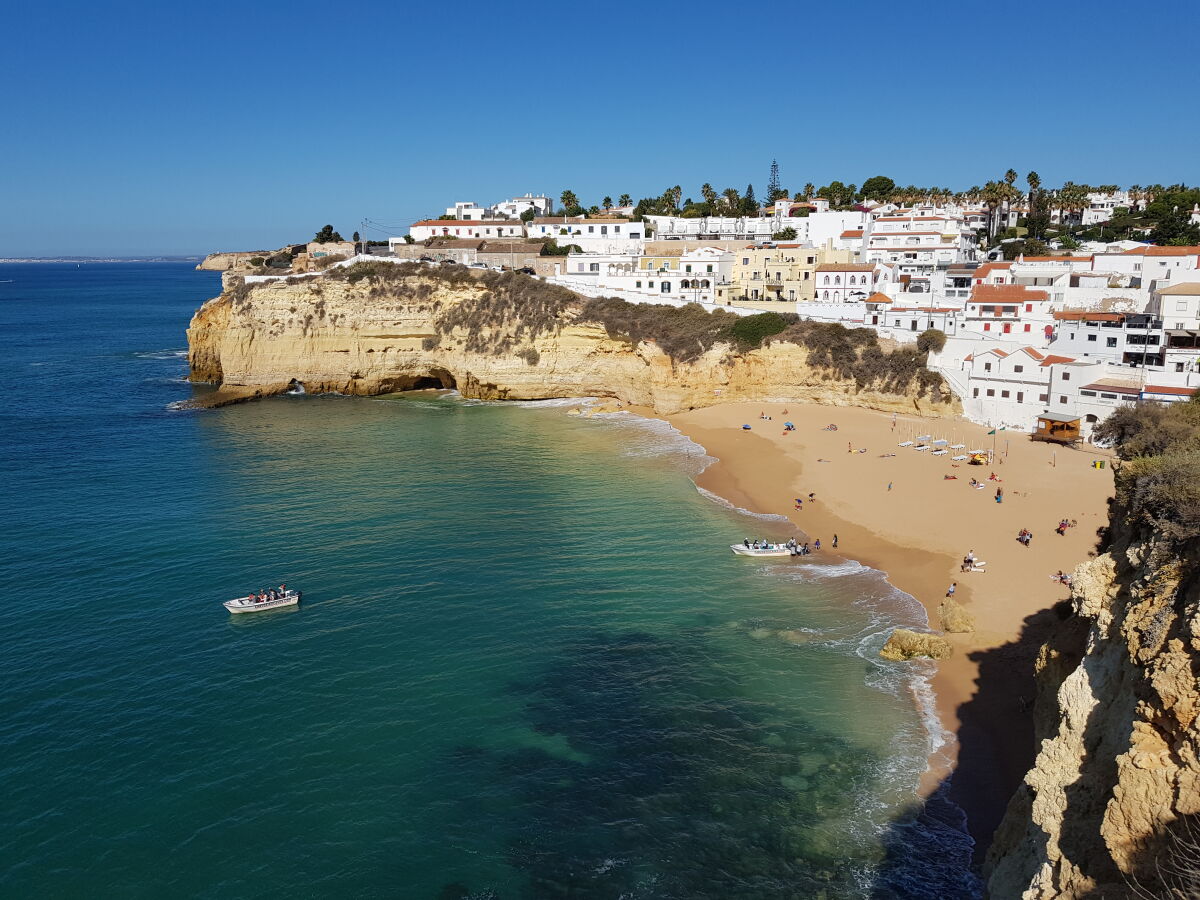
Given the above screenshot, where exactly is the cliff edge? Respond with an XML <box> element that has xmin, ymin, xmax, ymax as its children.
<box><xmin>186</xmin><ymin>261</ymin><xmax>958</xmax><ymax>416</ymax></box>
<box><xmin>985</xmin><ymin>399</ymin><xmax>1200</xmax><ymax>898</ymax></box>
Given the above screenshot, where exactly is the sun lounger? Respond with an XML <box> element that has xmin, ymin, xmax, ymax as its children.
<box><xmin>952</xmin><ymin>454</ymin><xmax>968</xmax><ymax>461</ymax></box>
<box><xmin>914</xmin><ymin>445</ymin><xmax>929</xmax><ymax>451</ymax></box>
<box><xmin>898</xmin><ymin>441</ymin><xmax>913</xmax><ymax>447</ymax></box>
<box><xmin>950</xmin><ymin>444</ymin><xmax>965</xmax><ymax>450</ymax></box>
<box><xmin>932</xmin><ymin>449</ymin><xmax>948</xmax><ymax>456</ymax></box>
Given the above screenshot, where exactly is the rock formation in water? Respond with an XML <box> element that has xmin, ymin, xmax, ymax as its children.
<box><xmin>985</xmin><ymin>400</ymin><xmax>1200</xmax><ymax>898</ymax></box>
<box><xmin>879</xmin><ymin>629</ymin><xmax>954</xmax><ymax>661</ymax></box>
<box><xmin>186</xmin><ymin>261</ymin><xmax>957</xmax><ymax>417</ymax></box>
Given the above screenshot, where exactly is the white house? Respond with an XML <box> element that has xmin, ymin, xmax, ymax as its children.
<box><xmin>960</xmin><ymin>347</ymin><xmax>1088</xmax><ymax>430</ymax></box>
<box><xmin>584</xmin><ymin>246</ymin><xmax>734</xmax><ymax>304</ymax></box>
<box><xmin>814</xmin><ymin>262</ymin><xmax>894</xmax><ymax>303</ymax></box>
<box><xmin>1091</xmin><ymin>246</ymin><xmax>1200</xmax><ymax>291</ymax></box>
<box><xmin>408</xmin><ymin>220</ymin><xmax>526</xmax><ymax>242</ymax></box>
<box><xmin>525</xmin><ymin>216</ymin><xmax>645</xmax><ymax>253</ymax></box>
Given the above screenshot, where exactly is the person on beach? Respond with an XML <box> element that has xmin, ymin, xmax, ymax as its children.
<box><xmin>813</xmin><ymin>539</ymin><xmax>821</xmax><ymax>551</ymax></box>
<box><xmin>995</xmin><ymin>487</ymin><xmax>1004</xmax><ymax>503</ymax></box>
<box><xmin>795</xmin><ymin>498</ymin><xmax>803</xmax><ymax>509</ymax></box>
<box><xmin>887</xmin><ymin>481</ymin><xmax>893</xmax><ymax>492</ymax></box>
<box><xmin>946</xmin><ymin>582</ymin><xmax>957</xmax><ymax>598</ymax></box>
<box><xmin>848</xmin><ymin>442</ymin><xmax>853</xmax><ymax>453</ymax></box>
<box><xmin>832</xmin><ymin>534</ymin><xmax>838</xmax><ymax>548</ymax></box>
<box><xmin>808</xmin><ymin>492</ymin><xmax>816</xmax><ymax>502</ymax></box>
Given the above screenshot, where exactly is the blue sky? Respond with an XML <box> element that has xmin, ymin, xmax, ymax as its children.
<box><xmin>4</xmin><ymin>0</ymin><xmax>1197</xmax><ymax>256</ymax></box>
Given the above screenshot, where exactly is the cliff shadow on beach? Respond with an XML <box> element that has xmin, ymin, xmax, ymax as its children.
<box><xmin>868</xmin><ymin>601</ymin><xmax>1082</xmax><ymax>899</ymax></box>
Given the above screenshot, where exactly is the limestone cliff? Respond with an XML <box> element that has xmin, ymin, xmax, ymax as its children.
<box><xmin>186</xmin><ymin>263</ymin><xmax>958</xmax><ymax>416</ymax></box>
<box><xmin>985</xmin><ymin>405</ymin><xmax>1200</xmax><ymax>898</ymax></box>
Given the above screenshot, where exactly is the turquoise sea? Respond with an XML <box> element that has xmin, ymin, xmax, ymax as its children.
<box><xmin>0</xmin><ymin>263</ymin><xmax>978</xmax><ymax>898</ymax></box>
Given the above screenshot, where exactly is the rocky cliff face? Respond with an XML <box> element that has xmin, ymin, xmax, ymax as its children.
<box><xmin>985</xmin><ymin>519</ymin><xmax>1200</xmax><ymax>898</ymax></box>
<box><xmin>186</xmin><ymin>266</ymin><xmax>957</xmax><ymax>416</ymax></box>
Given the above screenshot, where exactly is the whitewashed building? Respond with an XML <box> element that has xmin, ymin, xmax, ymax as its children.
<box><xmin>813</xmin><ymin>262</ymin><xmax>895</xmax><ymax>303</ymax></box>
<box><xmin>525</xmin><ymin>216</ymin><xmax>645</xmax><ymax>253</ymax></box>
<box><xmin>407</xmin><ymin>220</ymin><xmax>526</xmax><ymax>242</ymax></box>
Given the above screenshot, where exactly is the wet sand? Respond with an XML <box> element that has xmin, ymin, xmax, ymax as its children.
<box><xmin>666</xmin><ymin>402</ymin><xmax>1114</xmax><ymax>853</ymax></box>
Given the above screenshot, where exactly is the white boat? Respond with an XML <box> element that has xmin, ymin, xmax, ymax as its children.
<box><xmin>223</xmin><ymin>589</ymin><xmax>301</xmax><ymax>614</ymax></box>
<box><xmin>730</xmin><ymin>543</ymin><xmax>794</xmax><ymax>557</ymax></box>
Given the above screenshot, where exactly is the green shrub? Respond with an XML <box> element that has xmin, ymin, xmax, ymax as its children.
<box><xmin>1095</xmin><ymin>397</ymin><xmax>1200</xmax><ymax>540</ymax></box>
<box><xmin>730</xmin><ymin>312</ymin><xmax>796</xmax><ymax>349</ymax></box>
<box><xmin>916</xmin><ymin>328</ymin><xmax>947</xmax><ymax>354</ymax></box>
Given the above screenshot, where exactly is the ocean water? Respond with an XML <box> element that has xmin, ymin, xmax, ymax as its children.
<box><xmin>0</xmin><ymin>264</ymin><xmax>978</xmax><ymax>898</ymax></box>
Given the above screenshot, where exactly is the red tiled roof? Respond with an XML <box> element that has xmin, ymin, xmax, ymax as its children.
<box><xmin>972</xmin><ymin>284</ymin><xmax>1050</xmax><ymax>302</ymax></box>
<box><xmin>840</xmin><ymin>229</ymin><xmax>864</xmax><ymax>238</ymax></box>
<box><xmin>865</xmin><ymin>292</ymin><xmax>892</xmax><ymax>304</ymax></box>
<box><xmin>1122</xmin><ymin>245</ymin><xmax>1200</xmax><ymax>256</ymax></box>
<box><xmin>1144</xmin><ymin>385</ymin><xmax>1198</xmax><ymax>396</ymax></box>
<box><xmin>973</xmin><ymin>262</ymin><xmax>1013</xmax><ymax>280</ymax></box>
<box><xmin>1082</xmin><ymin>381</ymin><xmax>1139</xmax><ymax>393</ymax></box>
<box><xmin>1039</xmin><ymin>355</ymin><xmax>1078</xmax><ymax>366</ymax></box>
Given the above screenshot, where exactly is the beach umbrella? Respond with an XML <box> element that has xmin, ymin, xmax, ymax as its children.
<box><xmin>916</xmin><ymin>434</ymin><xmax>931</xmax><ymax>441</ymax></box>
<box><xmin>785</xmin><ymin>422</ymin><xmax>795</xmax><ymax>429</ymax></box>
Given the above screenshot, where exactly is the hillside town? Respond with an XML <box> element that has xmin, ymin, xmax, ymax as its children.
<box><xmin>234</xmin><ymin>174</ymin><xmax>1200</xmax><ymax>441</ymax></box>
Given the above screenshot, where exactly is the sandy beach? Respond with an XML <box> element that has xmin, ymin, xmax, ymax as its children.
<box><xmin>666</xmin><ymin>402</ymin><xmax>1114</xmax><ymax>855</ymax></box>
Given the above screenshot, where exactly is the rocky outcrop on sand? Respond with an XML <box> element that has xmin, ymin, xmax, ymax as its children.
<box><xmin>939</xmin><ymin>598</ymin><xmax>976</xmax><ymax>634</ymax></box>
<box><xmin>185</xmin><ymin>264</ymin><xmax>959</xmax><ymax>417</ymax></box>
<box><xmin>879</xmin><ymin>629</ymin><xmax>954</xmax><ymax>661</ymax></box>
<box><xmin>985</xmin><ymin>499</ymin><xmax>1200</xmax><ymax>896</ymax></box>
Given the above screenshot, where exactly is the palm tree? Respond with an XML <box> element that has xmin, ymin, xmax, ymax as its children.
<box><xmin>559</xmin><ymin>190</ymin><xmax>579</xmax><ymax>212</ymax></box>
<box><xmin>722</xmin><ymin>187</ymin><xmax>741</xmax><ymax>215</ymax></box>
<box><xmin>602</xmin><ymin>196</ymin><xmax>613</xmax><ymax>211</ymax></box>
<box><xmin>701</xmin><ymin>183</ymin><xmax>717</xmax><ymax>210</ymax></box>
<box><xmin>1128</xmin><ymin>185</ymin><xmax>1143</xmax><ymax>211</ymax></box>
<box><xmin>618</xmin><ymin>193</ymin><xmax>631</xmax><ymax>207</ymax></box>
<box><xmin>981</xmin><ymin>181</ymin><xmax>1005</xmax><ymax>242</ymax></box>
<box><xmin>802</xmin><ymin>183</ymin><xmax>814</xmax><ymax>200</ymax></box>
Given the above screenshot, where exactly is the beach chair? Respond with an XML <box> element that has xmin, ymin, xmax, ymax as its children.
<box><xmin>932</xmin><ymin>449</ymin><xmax>948</xmax><ymax>456</ymax></box>
<box><xmin>914</xmin><ymin>445</ymin><xmax>929</xmax><ymax>452</ymax></box>
<box><xmin>951</xmin><ymin>454</ymin><xmax>968</xmax><ymax>461</ymax></box>
<box><xmin>898</xmin><ymin>441</ymin><xmax>913</xmax><ymax>447</ymax></box>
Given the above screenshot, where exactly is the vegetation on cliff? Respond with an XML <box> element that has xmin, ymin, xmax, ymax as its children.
<box><xmin>1095</xmin><ymin>396</ymin><xmax>1200</xmax><ymax>541</ymax></box>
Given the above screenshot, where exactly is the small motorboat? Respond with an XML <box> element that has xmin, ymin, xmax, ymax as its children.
<box><xmin>731</xmin><ymin>543</ymin><xmax>794</xmax><ymax>557</ymax></box>
<box><xmin>223</xmin><ymin>589</ymin><xmax>301</xmax><ymax>614</ymax></box>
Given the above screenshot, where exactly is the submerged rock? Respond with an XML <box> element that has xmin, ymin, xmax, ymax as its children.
<box><xmin>879</xmin><ymin>628</ymin><xmax>953</xmax><ymax>661</ymax></box>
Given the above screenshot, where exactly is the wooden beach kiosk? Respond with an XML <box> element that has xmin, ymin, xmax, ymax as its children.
<box><xmin>1032</xmin><ymin>412</ymin><xmax>1081</xmax><ymax>444</ymax></box>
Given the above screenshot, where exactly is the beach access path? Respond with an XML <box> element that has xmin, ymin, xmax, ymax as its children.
<box><xmin>667</xmin><ymin>402</ymin><xmax>1114</xmax><ymax>856</ymax></box>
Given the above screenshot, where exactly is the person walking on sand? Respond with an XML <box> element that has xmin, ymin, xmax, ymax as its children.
<box><xmin>946</xmin><ymin>582</ymin><xmax>957</xmax><ymax>598</ymax></box>
<box><xmin>832</xmin><ymin>534</ymin><xmax>838</xmax><ymax>548</ymax></box>
<box><xmin>887</xmin><ymin>481</ymin><xmax>893</xmax><ymax>492</ymax></box>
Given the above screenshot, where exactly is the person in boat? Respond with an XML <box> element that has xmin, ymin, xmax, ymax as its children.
<box><xmin>279</xmin><ymin>583</ymin><xmax>286</xmax><ymax>593</ymax></box>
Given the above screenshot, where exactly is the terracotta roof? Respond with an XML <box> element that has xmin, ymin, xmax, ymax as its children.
<box><xmin>968</xmin><ymin>349</ymin><xmax>1009</xmax><ymax>360</ymax></box>
<box><xmin>1082</xmin><ymin>380</ymin><xmax>1140</xmax><ymax>393</ymax></box>
<box><xmin>973</xmin><ymin>262</ymin><xmax>1013</xmax><ymax>280</ymax></box>
<box><xmin>865</xmin><ymin>292</ymin><xmax>892</xmax><ymax>304</ymax></box>
<box><xmin>1039</xmin><ymin>355</ymin><xmax>1078</xmax><ymax>366</ymax></box>
<box><xmin>840</xmin><ymin>229</ymin><xmax>864</xmax><ymax>238</ymax></box>
<box><xmin>1018</xmin><ymin>347</ymin><xmax>1046</xmax><ymax>360</ymax></box>
<box><xmin>1144</xmin><ymin>385</ymin><xmax>1197</xmax><ymax>396</ymax></box>
<box><xmin>972</xmin><ymin>284</ymin><xmax>1050</xmax><ymax>302</ymax></box>
<box><xmin>1122</xmin><ymin>245</ymin><xmax>1200</xmax><ymax>256</ymax></box>
<box><xmin>816</xmin><ymin>263</ymin><xmax>875</xmax><ymax>272</ymax></box>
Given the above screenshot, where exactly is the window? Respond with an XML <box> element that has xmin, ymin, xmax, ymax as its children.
<box><xmin>986</xmin><ymin>389</ymin><xmax>995</xmax><ymax>397</ymax></box>
<box><xmin>1081</xmin><ymin>390</ymin><xmax>1097</xmax><ymax>397</ymax></box>
<box><xmin>1039</xmin><ymin>394</ymin><xmax>1048</xmax><ymax>402</ymax></box>
<box><xmin>824</xmin><ymin>276</ymin><xmax>830</xmax><ymax>285</ymax></box>
<box><xmin>648</xmin><ymin>281</ymin><xmax>654</xmax><ymax>288</ymax></box>
<box><xmin>1087</xmin><ymin>334</ymin><xmax>1096</xmax><ymax>342</ymax></box>
<box><xmin>661</xmin><ymin>282</ymin><xmax>671</xmax><ymax>293</ymax></box>
<box><xmin>1177</xmin><ymin>299</ymin><xmax>1189</xmax><ymax>312</ymax></box>
<box><xmin>1024</xmin><ymin>324</ymin><xmax>1031</xmax><ymax>332</ymax></box>
<box><xmin>1017</xmin><ymin>392</ymin><xmax>1024</xmax><ymax>403</ymax></box>
<box><xmin>1061</xmin><ymin>372</ymin><xmax>1070</xmax><ymax>381</ymax></box>
<box><xmin>984</xmin><ymin>323</ymin><xmax>991</xmax><ymax>331</ymax></box>
<box><xmin>635</xmin><ymin>281</ymin><xmax>642</xmax><ymax>288</ymax></box>
<box><xmin>1106</xmin><ymin>337</ymin><xmax>1117</xmax><ymax>348</ymax></box>
<box><xmin>1069</xmin><ymin>333</ymin><xmax>1075</xmax><ymax>340</ymax></box>
<box><xmin>835</xmin><ymin>276</ymin><xmax>841</xmax><ymax>285</ymax></box>
<box><xmin>973</xmin><ymin>388</ymin><xmax>979</xmax><ymax>398</ymax></box>
<box><xmin>1060</xmin><ymin>395</ymin><xmax>1068</xmax><ymax>403</ymax></box>
<box><xmin>708</xmin><ymin>265</ymin><xmax>713</xmax><ymax>273</ymax></box>
<box><xmin>588</xmin><ymin>226</ymin><xmax>594</xmax><ymax>233</ymax></box>
<box><xmin>1014</xmin><ymin>365</ymin><xmax>1024</xmax><ymax>373</ymax></box>
<box><xmin>1001</xmin><ymin>390</ymin><xmax>1010</xmax><ymax>398</ymax></box>
<box><xmin>788</xmin><ymin>290</ymin><xmax>795</xmax><ymax>300</ymax></box>
<box><xmin>1100</xmin><ymin>393</ymin><xmax>1118</xmax><ymax>399</ymax></box>
<box><xmin>743</xmin><ymin>258</ymin><xmax>750</xmax><ymax>265</ymax></box>
<box><xmin>589</xmin><ymin>263</ymin><xmax>599</xmax><ymax>272</ymax></box>
<box><xmin>984</xmin><ymin>362</ymin><xmax>992</xmax><ymax>372</ymax></box>
<box><xmin>685</xmin><ymin>265</ymin><xmax>693</xmax><ymax>273</ymax></box>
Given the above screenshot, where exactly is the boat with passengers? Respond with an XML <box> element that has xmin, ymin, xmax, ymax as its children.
<box><xmin>223</xmin><ymin>586</ymin><xmax>301</xmax><ymax>614</ymax></box>
<box><xmin>730</xmin><ymin>540</ymin><xmax>795</xmax><ymax>557</ymax></box>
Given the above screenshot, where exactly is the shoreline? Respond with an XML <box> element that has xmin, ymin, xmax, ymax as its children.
<box><xmin>659</xmin><ymin>401</ymin><xmax>1114</xmax><ymax>858</ymax></box>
